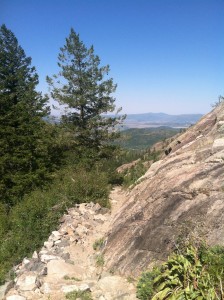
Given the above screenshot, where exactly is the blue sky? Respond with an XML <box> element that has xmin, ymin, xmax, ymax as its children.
<box><xmin>1</xmin><ymin>0</ymin><xmax>223</xmax><ymax>115</ymax></box>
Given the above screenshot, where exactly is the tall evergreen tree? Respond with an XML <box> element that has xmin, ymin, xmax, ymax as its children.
<box><xmin>47</xmin><ymin>28</ymin><xmax>124</xmax><ymax>157</ymax></box>
<box><xmin>0</xmin><ymin>24</ymin><xmax>59</xmax><ymax>207</ymax></box>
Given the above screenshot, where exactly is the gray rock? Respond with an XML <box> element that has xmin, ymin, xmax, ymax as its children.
<box><xmin>24</xmin><ymin>259</ymin><xmax>45</xmax><ymax>273</ymax></box>
<box><xmin>54</xmin><ymin>239</ymin><xmax>70</xmax><ymax>248</ymax></box>
<box><xmin>61</xmin><ymin>252</ymin><xmax>70</xmax><ymax>261</ymax></box>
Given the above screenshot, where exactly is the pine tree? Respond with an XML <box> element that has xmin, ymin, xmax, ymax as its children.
<box><xmin>47</xmin><ymin>28</ymin><xmax>124</xmax><ymax>158</ymax></box>
<box><xmin>0</xmin><ymin>24</ymin><xmax>60</xmax><ymax>207</ymax></box>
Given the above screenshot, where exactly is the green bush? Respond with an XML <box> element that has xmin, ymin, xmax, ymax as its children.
<box><xmin>123</xmin><ymin>160</ymin><xmax>147</xmax><ymax>187</ymax></box>
<box><xmin>93</xmin><ymin>238</ymin><xmax>105</xmax><ymax>251</ymax></box>
<box><xmin>0</xmin><ymin>164</ymin><xmax>110</xmax><ymax>284</ymax></box>
<box><xmin>136</xmin><ymin>268</ymin><xmax>160</xmax><ymax>300</ymax></box>
<box><xmin>136</xmin><ymin>244</ymin><xmax>224</xmax><ymax>300</ymax></box>
<box><xmin>65</xmin><ymin>290</ymin><xmax>92</xmax><ymax>300</ymax></box>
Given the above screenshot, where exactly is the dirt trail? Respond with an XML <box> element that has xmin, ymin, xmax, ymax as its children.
<box><xmin>5</xmin><ymin>186</ymin><xmax>137</xmax><ymax>300</ymax></box>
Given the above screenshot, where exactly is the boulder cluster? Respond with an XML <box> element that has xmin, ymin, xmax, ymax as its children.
<box><xmin>3</xmin><ymin>201</ymin><xmax>137</xmax><ymax>300</ymax></box>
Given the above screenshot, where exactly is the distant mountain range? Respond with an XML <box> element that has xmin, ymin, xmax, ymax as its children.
<box><xmin>47</xmin><ymin>112</ymin><xmax>203</xmax><ymax>129</ymax></box>
<box><xmin>123</xmin><ymin>112</ymin><xmax>203</xmax><ymax>128</ymax></box>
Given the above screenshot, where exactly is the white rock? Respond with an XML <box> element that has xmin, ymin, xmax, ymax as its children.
<box><xmin>217</xmin><ymin>121</ymin><xmax>224</xmax><ymax>127</ymax></box>
<box><xmin>79</xmin><ymin>284</ymin><xmax>90</xmax><ymax>292</ymax></box>
<box><xmin>16</xmin><ymin>273</ymin><xmax>38</xmax><ymax>291</ymax></box>
<box><xmin>51</xmin><ymin>231</ymin><xmax>62</xmax><ymax>242</ymax></box>
<box><xmin>94</xmin><ymin>214</ymin><xmax>107</xmax><ymax>222</ymax></box>
<box><xmin>22</xmin><ymin>258</ymin><xmax>30</xmax><ymax>265</ymax></box>
<box><xmin>32</xmin><ymin>251</ymin><xmax>38</xmax><ymax>259</ymax></box>
<box><xmin>212</xmin><ymin>138</ymin><xmax>224</xmax><ymax>152</ymax></box>
<box><xmin>0</xmin><ymin>282</ymin><xmax>12</xmax><ymax>299</ymax></box>
<box><xmin>6</xmin><ymin>296</ymin><xmax>27</xmax><ymax>300</ymax></box>
<box><xmin>40</xmin><ymin>254</ymin><xmax>60</xmax><ymax>263</ymax></box>
<box><xmin>40</xmin><ymin>282</ymin><xmax>51</xmax><ymax>294</ymax></box>
<box><xmin>78</xmin><ymin>203</ymin><xmax>87</xmax><ymax>214</ymax></box>
<box><xmin>54</xmin><ymin>240</ymin><xmax>62</xmax><ymax>245</ymax></box>
<box><xmin>44</xmin><ymin>241</ymin><xmax>54</xmax><ymax>249</ymax></box>
<box><xmin>61</xmin><ymin>285</ymin><xmax>79</xmax><ymax>293</ymax></box>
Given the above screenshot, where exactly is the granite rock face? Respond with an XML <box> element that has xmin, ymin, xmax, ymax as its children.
<box><xmin>104</xmin><ymin>103</ymin><xmax>224</xmax><ymax>276</ymax></box>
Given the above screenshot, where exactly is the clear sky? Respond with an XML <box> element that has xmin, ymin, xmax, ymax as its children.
<box><xmin>1</xmin><ymin>0</ymin><xmax>223</xmax><ymax>115</ymax></box>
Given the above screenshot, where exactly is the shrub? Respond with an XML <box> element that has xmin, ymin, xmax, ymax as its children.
<box><xmin>0</xmin><ymin>164</ymin><xmax>110</xmax><ymax>284</ymax></box>
<box><xmin>65</xmin><ymin>290</ymin><xmax>92</xmax><ymax>300</ymax></box>
<box><xmin>95</xmin><ymin>254</ymin><xmax>105</xmax><ymax>267</ymax></box>
<box><xmin>93</xmin><ymin>238</ymin><xmax>105</xmax><ymax>251</ymax></box>
<box><xmin>136</xmin><ymin>268</ymin><xmax>160</xmax><ymax>300</ymax></box>
<box><xmin>137</xmin><ymin>244</ymin><xmax>224</xmax><ymax>300</ymax></box>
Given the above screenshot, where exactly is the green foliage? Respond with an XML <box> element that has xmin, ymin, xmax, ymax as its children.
<box><xmin>0</xmin><ymin>163</ymin><xmax>110</xmax><ymax>283</ymax></box>
<box><xmin>116</xmin><ymin>127</ymin><xmax>180</xmax><ymax>150</ymax></box>
<box><xmin>136</xmin><ymin>268</ymin><xmax>160</xmax><ymax>300</ymax></box>
<box><xmin>93</xmin><ymin>238</ymin><xmax>105</xmax><ymax>251</ymax></box>
<box><xmin>122</xmin><ymin>160</ymin><xmax>147</xmax><ymax>187</ymax></box>
<box><xmin>0</xmin><ymin>25</ymin><xmax>63</xmax><ymax>207</ymax></box>
<box><xmin>63</xmin><ymin>275</ymin><xmax>81</xmax><ymax>281</ymax></box>
<box><xmin>137</xmin><ymin>244</ymin><xmax>224</xmax><ymax>300</ymax></box>
<box><xmin>65</xmin><ymin>290</ymin><xmax>93</xmax><ymax>300</ymax></box>
<box><xmin>95</xmin><ymin>254</ymin><xmax>105</xmax><ymax>267</ymax></box>
<box><xmin>47</xmin><ymin>28</ymin><xmax>125</xmax><ymax>154</ymax></box>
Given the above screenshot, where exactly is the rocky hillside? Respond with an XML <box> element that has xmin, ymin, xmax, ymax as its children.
<box><xmin>2</xmin><ymin>188</ymin><xmax>136</xmax><ymax>300</ymax></box>
<box><xmin>104</xmin><ymin>103</ymin><xmax>224</xmax><ymax>276</ymax></box>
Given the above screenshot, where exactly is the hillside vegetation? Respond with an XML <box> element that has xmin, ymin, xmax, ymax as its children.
<box><xmin>0</xmin><ymin>25</ymin><xmax>124</xmax><ymax>283</ymax></box>
<box><xmin>0</xmin><ymin>24</ymin><xmax>165</xmax><ymax>285</ymax></box>
<box><xmin>116</xmin><ymin>127</ymin><xmax>180</xmax><ymax>149</ymax></box>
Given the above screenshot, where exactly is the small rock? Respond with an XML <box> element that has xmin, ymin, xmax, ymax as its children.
<box><xmin>16</xmin><ymin>273</ymin><xmax>39</xmax><ymax>291</ymax></box>
<box><xmin>22</xmin><ymin>258</ymin><xmax>30</xmax><ymax>266</ymax></box>
<box><xmin>40</xmin><ymin>254</ymin><xmax>60</xmax><ymax>263</ymax></box>
<box><xmin>55</xmin><ymin>239</ymin><xmax>70</xmax><ymax>248</ymax></box>
<box><xmin>79</xmin><ymin>284</ymin><xmax>91</xmax><ymax>292</ymax></box>
<box><xmin>61</xmin><ymin>285</ymin><xmax>79</xmax><ymax>293</ymax></box>
<box><xmin>92</xmin><ymin>203</ymin><xmax>101</xmax><ymax>213</ymax></box>
<box><xmin>76</xmin><ymin>224</ymin><xmax>88</xmax><ymax>236</ymax></box>
<box><xmin>51</xmin><ymin>231</ymin><xmax>62</xmax><ymax>242</ymax></box>
<box><xmin>24</xmin><ymin>259</ymin><xmax>45</xmax><ymax>273</ymax></box>
<box><xmin>44</xmin><ymin>241</ymin><xmax>54</xmax><ymax>250</ymax></box>
<box><xmin>94</xmin><ymin>214</ymin><xmax>107</xmax><ymax>222</ymax></box>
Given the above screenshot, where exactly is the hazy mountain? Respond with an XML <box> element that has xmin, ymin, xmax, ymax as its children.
<box><xmin>124</xmin><ymin>112</ymin><xmax>203</xmax><ymax>128</ymax></box>
<box><xmin>47</xmin><ymin>112</ymin><xmax>203</xmax><ymax>128</ymax></box>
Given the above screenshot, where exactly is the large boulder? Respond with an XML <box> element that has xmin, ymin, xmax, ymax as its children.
<box><xmin>104</xmin><ymin>103</ymin><xmax>224</xmax><ymax>276</ymax></box>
